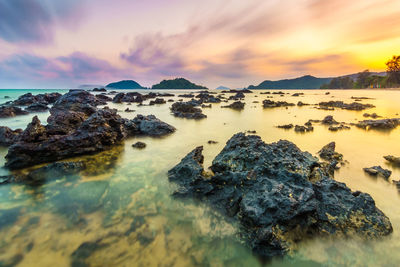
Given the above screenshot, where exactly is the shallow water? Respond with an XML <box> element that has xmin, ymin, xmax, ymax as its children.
<box><xmin>1</xmin><ymin>89</ymin><xmax>400</xmax><ymax>266</ymax></box>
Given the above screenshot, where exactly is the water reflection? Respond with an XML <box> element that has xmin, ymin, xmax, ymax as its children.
<box><xmin>1</xmin><ymin>89</ymin><xmax>400</xmax><ymax>266</ymax></box>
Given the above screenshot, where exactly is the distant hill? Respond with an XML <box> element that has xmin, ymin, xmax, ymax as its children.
<box><xmin>152</xmin><ymin>78</ymin><xmax>207</xmax><ymax>89</ymax></box>
<box><xmin>216</xmin><ymin>86</ymin><xmax>230</xmax><ymax>90</ymax></box>
<box><xmin>248</xmin><ymin>75</ymin><xmax>331</xmax><ymax>89</ymax></box>
<box><xmin>106</xmin><ymin>80</ymin><xmax>144</xmax><ymax>89</ymax></box>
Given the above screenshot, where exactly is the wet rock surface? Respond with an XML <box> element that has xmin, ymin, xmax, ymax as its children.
<box><xmin>221</xmin><ymin>101</ymin><xmax>245</xmax><ymax>110</ymax></box>
<box><xmin>0</xmin><ymin>105</ymin><xmax>29</xmax><ymax>118</ymax></box>
<box><xmin>384</xmin><ymin>155</ymin><xmax>400</xmax><ymax>166</ymax></box>
<box><xmin>170</xmin><ymin>102</ymin><xmax>207</xmax><ymax>119</ymax></box>
<box><xmin>262</xmin><ymin>100</ymin><xmax>295</xmax><ymax>108</ymax></box>
<box><xmin>132</xmin><ymin>141</ymin><xmax>146</xmax><ymax>149</ymax></box>
<box><xmin>4</xmin><ymin>90</ymin><xmax>175</xmax><ymax>170</ymax></box>
<box><xmin>0</xmin><ymin>126</ymin><xmax>22</xmax><ymax>146</ymax></box>
<box><xmin>168</xmin><ymin>133</ymin><xmax>392</xmax><ymax>258</ymax></box>
<box><xmin>355</xmin><ymin>119</ymin><xmax>400</xmax><ymax>130</ymax></box>
<box><xmin>318</xmin><ymin>101</ymin><xmax>375</xmax><ymax>111</ymax></box>
<box><xmin>363</xmin><ymin>166</ymin><xmax>392</xmax><ymax>180</ymax></box>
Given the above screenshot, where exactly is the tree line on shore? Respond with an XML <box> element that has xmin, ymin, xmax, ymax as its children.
<box><xmin>321</xmin><ymin>55</ymin><xmax>400</xmax><ymax>89</ymax></box>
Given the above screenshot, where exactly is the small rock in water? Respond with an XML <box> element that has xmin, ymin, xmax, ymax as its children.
<box><xmin>247</xmin><ymin>130</ymin><xmax>257</xmax><ymax>134</ymax></box>
<box><xmin>384</xmin><ymin>155</ymin><xmax>400</xmax><ymax>166</ymax></box>
<box><xmin>277</xmin><ymin>124</ymin><xmax>293</xmax><ymax>129</ymax></box>
<box><xmin>363</xmin><ymin>166</ymin><xmax>392</xmax><ymax>180</ymax></box>
<box><xmin>207</xmin><ymin>140</ymin><xmax>218</xmax><ymax>144</ymax></box>
<box><xmin>132</xmin><ymin>141</ymin><xmax>146</xmax><ymax>149</ymax></box>
<box><xmin>294</xmin><ymin>124</ymin><xmax>313</xmax><ymax>132</ymax></box>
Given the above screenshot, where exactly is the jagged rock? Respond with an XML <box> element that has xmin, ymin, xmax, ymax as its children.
<box><xmin>277</xmin><ymin>124</ymin><xmax>293</xmax><ymax>129</ymax></box>
<box><xmin>0</xmin><ymin>127</ymin><xmax>22</xmax><ymax>146</ymax></box>
<box><xmin>321</xmin><ymin>115</ymin><xmax>338</xmax><ymax>125</ymax></box>
<box><xmin>384</xmin><ymin>155</ymin><xmax>400</xmax><ymax>166</ymax></box>
<box><xmin>132</xmin><ymin>141</ymin><xmax>146</xmax><ymax>149</ymax></box>
<box><xmin>13</xmin><ymin>92</ymin><xmax>61</xmax><ymax>105</ymax></box>
<box><xmin>318</xmin><ymin>101</ymin><xmax>374</xmax><ymax>111</ymax></box>
<box><xmin>363</xmin><ymin>166</ymin><xmax>392</xmax><ymax>180</ymax></box>
<box><xmin>170</xmin><ymin>102</ymin><xmax>207</xmax><ymax>119</ymax></box>
<box><xmin>18</xmin><ymin>116</ymin><xmax>48</xmax><ymax>143</ymax></box>
<box><xmin>222</xmin><ymin>101</ymin><xmax>245</xmax><ymax>110</ymax></box>
<box><xmin>25</xmin><ymin>102</ymin><xmax>49</xmax><ymax>112</ymax></box>
<box><xmin>95</xmin><ymin>94</ymin><xmax>112</xmax><ymax>102</ymax></box>
<box><xmin>0</xmin><ymin>105</ymin><xmax>28</xmax><ymax>118</ymax></box>
<box><xmin>5</xmin><ymin>109</ymin><xmax>127</xmax><ymax>170</ymax></box>
<box><xmin>262</xmin><ymin>100</ymin><xmax>295</xmax><ymax>108</ymax></box>
<box><xmin>93</xmin><ymin>88</ymin><xmax>107</xmax><ymax>92</ymax></box>
<box><xmin>168</xmin><ymin>133</ymin><xmax>392</xmax><ymax>258</ymax></box>
<box><xmin>178</xmin><ymin>94</ymin><xmax>195</xmax><ymax>98</ymax></box>
<box><xmin>318</xmin><ymin>142</ymin><xmax>343</xmax><ymax>163</ymax></box>
<box><xmin>355</xmin><ymin>119</ymin><xmax>400</xmax><ymax>130</ymax></box>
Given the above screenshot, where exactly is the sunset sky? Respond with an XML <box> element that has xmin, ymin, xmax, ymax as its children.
<box><xmin>0</xmin><ymin>0</ymin><xmax>399</xmax><ymax>88</ymax></box>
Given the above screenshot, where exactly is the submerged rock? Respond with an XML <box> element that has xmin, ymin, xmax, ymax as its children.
<box><xmin>355</xmin><ymin>119</ymin><xmax>400</xmax><ymax>130</ymax></box>
<box><xmin>318</xmin><ymin>101</ymin><xmax>374</xmax><ymax>111</ymax></box>
<box><xmin>221</xmin><ymin>101</ymin><xmax>245</xmax><ymax>110</ymax></box>
<box><xmin>132</xmin><ymin>141</ymin><xmax>146</xmax><ymax>149</ymax></box>
<box><xmin>170</xmin><ymin>102</ymin><xmax>207</xmax><ymax>119</ymax></box>
<box><xmin>262</xmin><ymin>100</ymin><xmax>295</xmax><ymax>108</ymax></box>
<box><xmin>168</xmin><ymin>133</ymin><xmax>392</xmax><ymax>258</ymax></box>
<box><xmin>294</xmin><ymin>125</ymin><xmax>313</xmax><ymax>132</ymax></box>
<box><xmin>363</xmin><ymin>166</ymin><xmax>392</xmax><ymax>180</ymax></box>
<box><xmin>384</xmin><ymin>155</ymin><xmax>400</xmax><ymax>166</ymax></box>
<box><xmin>277</xmin><ymin>124</ymin><xmax>293</xmax><ymax>129</ymax></box>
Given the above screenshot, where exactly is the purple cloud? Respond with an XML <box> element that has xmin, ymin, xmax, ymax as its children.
<box><xmin>0</xmin><ymin>0</ymin><xmax>84</xmax><ymax>43</ymax></box>
<box><xmin>0</xmin><ymin>52</ymin><xmax>130</xmax><ymax>88</ymax></box>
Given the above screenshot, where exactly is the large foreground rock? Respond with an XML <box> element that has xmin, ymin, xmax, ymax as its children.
<box><xmin>168</xmin><ymin>133</ymin><xmax>392</xmax><ymax>258</ymax></box>
<box><xmin>4</xmin><ymin>91</ymin><xmax>176</xmax><ymax>169</ymax></box>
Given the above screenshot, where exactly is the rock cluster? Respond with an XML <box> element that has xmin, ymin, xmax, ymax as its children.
<box><xmin>318</xmin><ymin>101</ymin><xmax>375</xmax><ymax>111</ymax></box>
<box><xmin>4</xmin><ymin>90</ymin><xmax>175</xmax><ymax>170</ymax></box>
<box><xmin>262</xmin><ymin>100</ymin><xmax>295</xmax><ymax>108</ymax></box>
<box><xmin>170</xmin><ymin>102</ymin><xmax>207</xmax><ymax>119</ymax></box>
<box><xmin>168</xmin><ymin>133</ymin><xmax>392</xmax><ymax>258</ymax></box>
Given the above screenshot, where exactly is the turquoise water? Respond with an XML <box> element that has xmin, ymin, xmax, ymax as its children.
<box><xmin>1</xmin><ymin>89</ymin><xmax>400</xmax><ymax>266</ymax></box>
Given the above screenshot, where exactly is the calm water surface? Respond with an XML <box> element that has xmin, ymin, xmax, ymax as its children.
<box><xmin>1</xmin><ymin>89</ymin><xmax>400</xmax><ymax>266</ymax></box>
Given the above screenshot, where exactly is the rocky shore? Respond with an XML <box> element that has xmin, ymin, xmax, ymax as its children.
<box><xmin>168</xmin><ymin>133</ymin><xmax>393</xmax><ymax>258</ymax></box>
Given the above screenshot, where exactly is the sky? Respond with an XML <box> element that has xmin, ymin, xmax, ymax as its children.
<box><xmin>0</xmin><ymin>0</ymin><xmax>399</xmax><ymax>89</ymax></box>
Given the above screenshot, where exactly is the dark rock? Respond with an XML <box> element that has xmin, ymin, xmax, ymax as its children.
<box><xmin>363</xmin><ymin>166</ymin><xmax>392</xmax><ymax>180</ymax></box>
<box><xmin>294</xmin><ymin>125</ymin><xmax>313</xmax><ymax>132</ymax></box>
<box><xmin>95</xmin><ymin>94</ymin><xmax>112</xmax><ymax>102</ymax></box>
<box><xmin>13</xmin><ymin>92</ymin><xmax>61</xmax><ymax>105</ymax></box>
<box><xmin>351</xmin><ymin>96</ymin><xmax>374</xmax><ymax>100</ymax></box>
<box><xmin>0</xmin><ymin>126</ymin><xmax>22</xmax><ymax>146</ymax></box>
<box><xmin>384</xmin><ymin>155</ymin><xmax>400</xmax><ymax>166</ymax></box>
<box><xmin>132</xmin><ymin>141</ymin><xmax>146</xmax><ymax>149</ymax></box>
<box><xmin>93</xmin><ymin>88</ymin><xmax>107</xmax><ymax>92</ymax></box>
<box><xmin>328</xmin><ymin>125</ymin><xmax>350</xmax><ymax>131</ymax></box>
<box><xmin>0</xmin><ymin>105</ymin><xmax>29</xmax><ymax>118</ymax></box>
<box><xmin>363</xmin><ymin>113</ymin><xmax>380</xmax><ymax>119</ymax></box>
<box><xmin>277</xmin><ymin>124</ymin><xmax>293</xmax><ymax>129</ymax></box>
<box><xmin>318</xmin><ymin>142</ymin><xmax>343</xmax><ymax>162</ymax></box>
<box><xmin>149</xmin><ymin>98</ymin><xmax>166</xmax><ymax>105</ymax></box>
<box><xmin>208</xmin><ymin>140</ymin><xmax>218</xmax><ymax>144</ymax></box>
<box><xmin>262</xmin><ymin>100</ymin><xmax>295</xmax><ymax>108</ymax></box>
<box><xmin>124</xmin><ymin>108</ymin><xmax>134</xmax><ymax>112</ymax></box>
<box><xmin>201</xmin><ymin>104</ymin><xmax>212</xmax><ymax>108</ymax></box>
<box><xmin>355</xmin><ymin>119</ymin><xmax>400</xmax><ymax>130</ymax></box>
<box><xmin>128</xmin><ymin>115</ymin><xmax>176</xmax><ymax>136</ymax></box>
<box><xmin>25</xmin><ymin>102</ymin><xmax>49</xmax><ymax>112</ymax></box>
<box><xmin>321</xmin><ymin>115</ymin><xmax>338</xmax><ymax>125</ymax></box>
<box><xmin>178</xmin><ymin>94</ymin><xmax>195</xmax><ymax>98</ymax></box>
<box><xmin>318</xmin><ymin>101</ymin><xmax>374</xmax><ymax>111</ymax></box>
<box><xmin>4</xmin><ymin>96</ymin><xmax>10</xmax><ymax>99</ymax></box>
<box><xmin>297</xmin><ymin>101</ymin><xmax>309</xmax><ymax>106</ymax></box>
<box><xmin>168</xmin><ymin>133</ymin><xmax>392</xmax><ymax>258</ymax></box>
<box><xmin>222</xmin><ymin>101</ymin><xmax>245</xmax><ymax>110</ymax></box>
<box><xmin>292</xmin><ymin>93</ymin><xmax>304</xmax><ymax>97</ymax></box>
<box><xmin>170</xmin><ymin>102</ymin><xmax>207</xmax><ymax>119</ymax></box>
<box><xmin>247</xmin><ymin>130</ymin><xmax>257</xmax><ymax>134</ymax></box>
<box><xmin>5</xmin><ymin>109</ymin><xmax>127</xmax><ymax>170</ymax></box>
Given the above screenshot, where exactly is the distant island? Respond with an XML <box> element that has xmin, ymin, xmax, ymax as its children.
<box><xmin>152</xmin><ymin>78</ymin><xmax>207</xmax><ymax>89</ymax></box>
<box><xmin>248</xmin><ymin>75</ymin><xmax>331</xmax><ymax>89</ymax></box>
<box><xmin>216</xmin><ymin>86</ymin><xmax>230</xmax><ymax>90</ymax></box>
<box><xmin>106</xmin><ymin>80</ymin><xmax>145</xmax><ymax>89</ymax></box>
